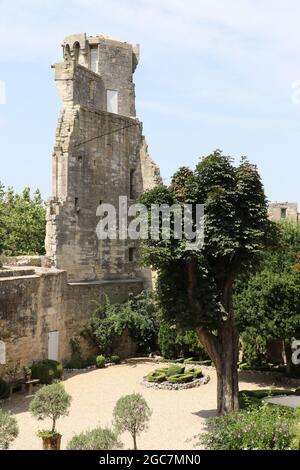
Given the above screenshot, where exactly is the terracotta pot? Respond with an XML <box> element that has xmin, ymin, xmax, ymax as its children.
<box><xmin>42</xmin><ymin>434</ymin><xmax>61</xmax><ymax>450</ymax></box>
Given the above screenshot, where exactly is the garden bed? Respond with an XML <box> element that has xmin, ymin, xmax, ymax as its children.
<box><xmin>142</xmin><ymin>364</ymin><xmax>210</xmax><ymax>390</ymax></box>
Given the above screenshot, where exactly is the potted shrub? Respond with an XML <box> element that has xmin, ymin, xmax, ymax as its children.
<box><xmin>23</xmin><ymin>366</ymin><xmax>32</xmax><ymax>382</ymax></box>
<box><xmin>29</xmin><ymin>382</ymin><xmax>72</xmax><ymax>450</ymax></box>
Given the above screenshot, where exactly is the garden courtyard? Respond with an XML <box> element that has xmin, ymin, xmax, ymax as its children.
<box><xmin>2</xmin><ymin>359</ymin><xmax>295</xmax><ymax>450</ymax></box>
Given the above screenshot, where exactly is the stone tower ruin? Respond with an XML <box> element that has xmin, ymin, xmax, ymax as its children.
<box><xmin>45</xmin><ymin>33</ymin><xmax>161</xmax><ymax>282</ymax></box>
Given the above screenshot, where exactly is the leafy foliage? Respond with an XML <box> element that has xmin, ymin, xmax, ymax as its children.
<box><xmin>0</xmin><ymin>410</ymin><xmax>19</xmax><ymax>449</ymax></box>
<box><xmin>139</xmin><ymin>150</ymin><xmax>277</xmax><ymax>412</ymax></box>
<box><xmin>113</xmin><ymin>393</ymin><xmax>152</xmax><ymax>450</ymax></box>
<box><xmin>235</xmin><ymin>221</ymin><xmax>300</xmax><ymax>368</ymax></box>
<box><xmin>84</xmin><ymin>291</ymin><xmax>158</xmax><ymax>356</ymax></box>
<box><xmin>0</xmin><ymin>183</ymin><xmax>46</xmax><ymax>256</ymax></box>
<box><xmin>197</xmin><ymin>404</ymin><xmax>297</xmax><ymax>450</ymax></box>
<box><xmin>96</xmin><ymin>355</ymin><xmax>106</xmax><ymax>369</ymax></box>
<box><xmin>158</xmin><ymin>322</ymin><xmax>209</xmax><ymax>359</ymax></box>
<box><xmin>30</xmin><ymin>382</ymin><xmax>72</xmax><ymax>433</ymax></box>
<box><xmin>67</xmin><ymin>426</ymin><xmax>123</xmax><ymax>450</ymax></box>
<box><xmin>31</xmin><ymin>360</ymin><xmax>64</xmax><ymax>384</ymax></box>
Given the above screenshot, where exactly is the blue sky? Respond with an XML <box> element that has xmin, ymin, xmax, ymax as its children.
<box><xmin>0</xmin><ymin>0</ymin><xmax>300</xmax><ymax>204</ymax></box>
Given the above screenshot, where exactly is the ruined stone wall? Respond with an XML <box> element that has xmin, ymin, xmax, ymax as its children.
<box><xmin>46</xmin><ymin>34</ymin><xmax>161</xmax><ymax>282</ymax></box>
<box><xmin>0</xmin><ymin>267</ymin><xmax>143</xmax><ymax>367</ymax></box>
<box><xmin>0</xmin><ymin>33</ymin><xmax>161</xmax><ymax>369</ymax></box>
<box><xmin>268</xmin><ymin>202</ymin><xmax>299</xmax><ymax>222</ymax></box>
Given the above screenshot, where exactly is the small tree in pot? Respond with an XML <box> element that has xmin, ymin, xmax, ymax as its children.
<box><xmin>29</xmin><ymin>382</ymin><xmax>71</xmax><ymax>450</ymax></box>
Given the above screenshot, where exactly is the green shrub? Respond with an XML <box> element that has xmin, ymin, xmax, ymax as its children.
<box><xmin>111</xmin><ymin>355</ymin><xmax>120</xmax><ymax>365</ymax></box>
<box><xmin>167</xmin><ymin>373</ymin><xmax>194</xmax><ymax>384</ymax></box>
<box><xmin>83</xmin><ymin>291</ymin><xmax>158</xmax><ymax>356</ymax></box>
<box><xmin>0</xmin><ymin>410</ymin><xmax>19</xmax><ymax>449</ymax></box>
<box><xmin>30</xmin><ymin>360</ymin><xmax>63</xmax><ymax>384</ymax></box>
<box><xmin>96</xmin><ymin>355</ymin><xmax>106</xmax><ymax>369</ymax></box>
<box><xmin>158</xmin><ymin>323</ymin><xmax>208</xmax><ymax>360</ymax></box>
<box><xmin>239</xmin><ymin>389</ymin><xmax>296</xmax><ymax>409</ymax></box>
<box><xmin>146</xmin><ymin>371</ymin><xmax>166</xmax><ymax>383</ymax></box>
<box><xmin>295</xmin><ymin>388</ymin><xmax>300</xmax><ymax>396</ymax></box>
<box><xmin>0</xmin><ymin>378</ymin><xmax>10</xmax><ymax>400</ymax></box>
<box><xmin>67</xmin><ymin>426</ymin><xmax>123</xmax><ymax>450</ymax></box>
<box><xmin>188</xmin><ymin>368</ymin><xmax>203</xmax><ymax>379</ymax></box>
<box><xmin>197</xmin><ymin>403</ymin><xmax>296</xmax><ymax>450</ymax></box>
<box><xmin>165</xmin><ymin>365</ymin><xmax>185</xmax><ymax>377</ymax></box>
<box><xmin>159</xmin><ymin>357</ymin><xmax>185</xmax><ymax>363</ymax></box>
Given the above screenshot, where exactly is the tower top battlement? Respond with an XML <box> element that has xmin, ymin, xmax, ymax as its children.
<box><xmin>53</xmin><ymin>32</ymin><xmax>140</xmax><ymax>118</ymax></box>
<box><xmin>62</xmin><ymin>33</ymin><xmax>140</xmax><ymax>74</ymax></box>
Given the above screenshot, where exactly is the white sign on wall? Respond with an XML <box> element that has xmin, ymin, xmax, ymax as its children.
<box><xmin>107</xmin><ymin>90</ymin><xmax>118</xmax><ymax>114</ymax></box>
<box><xmin>0</xmin><ymin>341</ymin><xmax>6</xmax><ymax>364</ymax></box>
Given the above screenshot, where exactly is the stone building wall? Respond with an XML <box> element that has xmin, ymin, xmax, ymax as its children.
<box><xmin>268</xmin><ymin>202</ymin><xmax>299</xmax><ymax>222</ymax></box>
<box><xmin>0</xmin><ymin>266</ymin><xmax>143</xmax><ymax>367</ymax></box>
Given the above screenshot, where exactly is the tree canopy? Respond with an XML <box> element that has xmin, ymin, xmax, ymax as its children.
<box><xmin>140</xmin><ymin>150</ymin><xmax>277</xmax><ymax>413</ymax></box>
<box><xmin>0</xmin><ymin>183</ymin><xmax>46</xmax><ymax>256</ymax></box>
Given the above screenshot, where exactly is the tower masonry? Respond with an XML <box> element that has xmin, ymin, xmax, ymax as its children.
<box><xmin>45</xmin><ymin>33</ymin><xmax>161</xmax><ymax>282</ymax></box>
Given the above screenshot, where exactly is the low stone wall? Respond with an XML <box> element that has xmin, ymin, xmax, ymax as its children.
<box><xmin>0</xmin><ymin>266</ymin><xmax>143</xmax><ymax>368</ymax></box>
<box><xmin>142</xmin><ymin>375</ymin><xmax>210</xmax><ymax>391</ymax></box>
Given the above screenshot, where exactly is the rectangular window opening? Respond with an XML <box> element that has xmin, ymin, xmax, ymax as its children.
<box><xmin>129</xmin><ymin>247</ymin><xmax>136</xmax><ymax>262</ymax></box>
<box><xmin>130</xmin><ymin>169</ymin><xmax>135</xmax><ymax>199</ymax></box>
<box><xmin>281</xmin><ymin>208</ymin><xmax>287</xmax><ymax>219</ymax></box>
<box><xmin>90</xmin><ymin>46</ymin><xmax>98</xmax><ymax>73</ymax></box>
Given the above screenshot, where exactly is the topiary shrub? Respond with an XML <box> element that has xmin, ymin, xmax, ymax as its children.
<box><xmin>189</xmin><ymin>368</ymin><xmax>203</xmax><ymax>379</ymax></box>
<box><xmin>96</xmin><ymin>355</ymin><xmax>106</xmax><ymax>369</ymax></box>
<box><xmin>167</xmin><ymin>373</ymin><xmax>194</xmax><ymax>384</ymax></box>
<box><xmin>0</xmin><ymin>379</ymin><xmax>10</xmax><ymax>400</ymax></box>
<box><xmin>146</xmin><ymin>371</ymin><xmax>166</xmax><ymax>383</ymax></box>
<box><xmin>111</xmin><ymin>355</ymin><xmax>120</xmax><ymax>365</ymax></box>
<box><xmin>184</xmin><ymin>358</ymin><xmax>211</xmax><ymax>366</ymax></box>
<box><xmin>31</xmin><ymin>360</ymin><xmax>63</xmax><ymax>384</ymax></box>
<box><xmin>165</xmin><ymin>365</ymin><xmax>185</xmax><ymax>377</ymax></box>
<box><xmin>67</xmin><ymin>426</ymin><xmax>123</xmax><ymax>450</ymax></box>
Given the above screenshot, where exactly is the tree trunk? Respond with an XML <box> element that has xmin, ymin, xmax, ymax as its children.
<box><xmin>215</xmin><ymin>320</ymin><xmax>239</xmax><ymax>414</ymax></box>
<box><xmin>187</xmin><ymin>260</ymin><xmax>239</xmax><ymax>414</ymax></box>
<box><xmin>133</xmin><ymin>434</ymin><xmax>137</xmax><ymax>450</ymax></box>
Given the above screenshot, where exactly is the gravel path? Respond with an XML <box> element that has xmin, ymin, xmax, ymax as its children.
<box><xmin>3</xmin><ymin>359</ymin><xmax>291</xmax><ymax>450</ymax></box>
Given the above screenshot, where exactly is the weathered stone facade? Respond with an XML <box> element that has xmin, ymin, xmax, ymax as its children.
<box><xmin>0</xmin><ymin>33</ymin><xmax>161</xmax><ymax>368</ymax></box>
<box><xmin>268</xmin><ymin>202</ymin><xmax>299</xmax><ymax>222</ymax></box>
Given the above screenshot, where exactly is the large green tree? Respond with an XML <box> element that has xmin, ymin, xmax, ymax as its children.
<box><xmin>235</xmin><ymin>221</ymin><xmax>300</xmax><ymax>376</ymax></box>
<box><xmin>140</xmin><ymin>150</ymin><xmax>277</xmax><ymax>414</ymax></box>
<box><xmin>0</xmin><ymin>183</ymin><xmax>46</xmax><ymax>256</ymax></box>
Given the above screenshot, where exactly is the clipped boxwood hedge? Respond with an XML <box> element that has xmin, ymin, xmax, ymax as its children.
<box><xmin>184</xmin><ymin>358</ymin><xmax>212</xmax><ymax>366</ymax></box>
<box><xmin>167</xmin><ymin>373</ymin><xmax>194</xmax><ymax>384</ymax></box>
<box><xmin>31</xmin><ymin>359</ymin><xmax>63</xmax><ymax>384</ymax></box>
<box><xmin>189</xmin><ymin>367</ymin><xmax>203</xmax><ymax>379</ymax></box>
<box><xmin>165</xmin><ymin>365</ymin><xmax>185</xmax><ymax>377</ymax></box>
<box><xmin>146</xmin><ymin>371</ymin><xmax>166</xmax><ymax>383</ymax></box>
